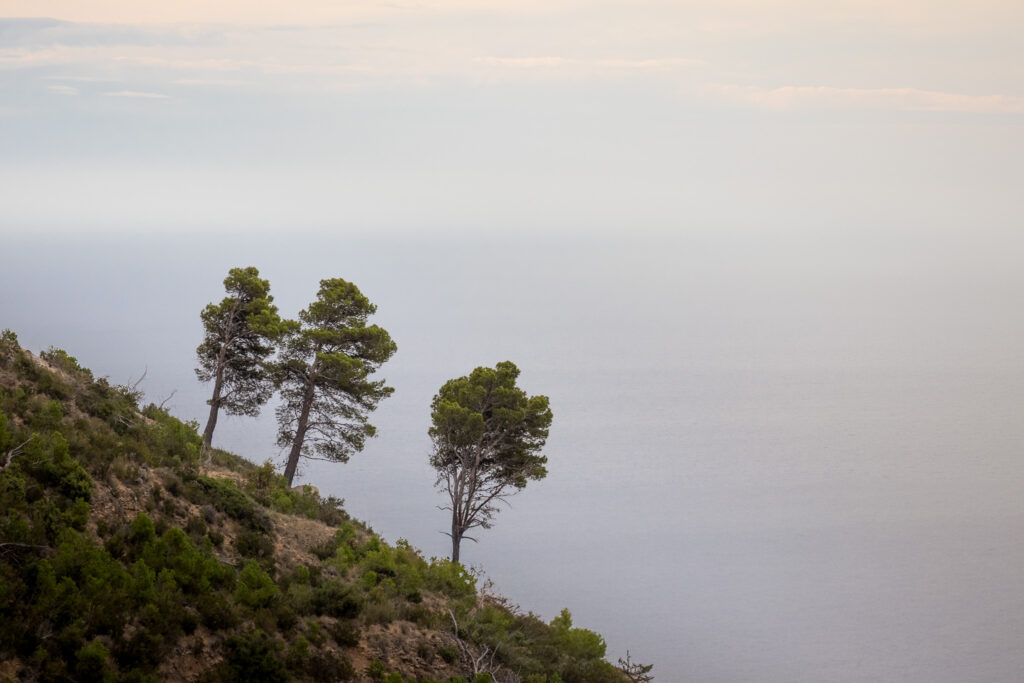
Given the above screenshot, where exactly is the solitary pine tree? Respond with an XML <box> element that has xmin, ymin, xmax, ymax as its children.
<box><xmin>196</xmin><ymin>267</ymin><xmax>285</xmax><ymax>451</ymax></box>
<box><xmin>429</xmin><ymin>361</ymin><xmax>552</xmax><ymax>563</ymax></box>
<box><xmin>275</xmin><ymin>278</ymin><xmax>397</xmax><ymax>487</ymax></box>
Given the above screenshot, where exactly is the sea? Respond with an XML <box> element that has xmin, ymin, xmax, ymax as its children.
<box><xmin>3</xmin><ymin>228</ymin><xmax>1021</xmax><ymax>681</ymax></box>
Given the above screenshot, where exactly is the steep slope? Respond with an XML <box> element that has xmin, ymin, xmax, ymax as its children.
<box><xmin>0</xmin><ymin>331</ymin><xmax>633</xmax><ymax>682</ymax></box>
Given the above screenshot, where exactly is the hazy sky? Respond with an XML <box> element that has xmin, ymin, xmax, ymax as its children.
<box><xmin>2</xmin><ymin>0</ymin><xmax>1022</xmax><ymax>238</ymax></box>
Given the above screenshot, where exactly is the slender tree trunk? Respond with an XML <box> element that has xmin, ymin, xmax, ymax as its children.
<box><xmin>201</xmin><ymin>368</ymin><xmax>224</xmax><ymax>450</ymax></box>
<box><xmin>451</xmin><ymin>521</ymin><xmax>461</xmax><ymax>564</ymax></box>
<box><xmin>201</xmin><ymin>344</ymin><xmax>229</xmax><ymax>451</ymax></box>
<box><xmin>283</xmin><ymin>379</ymin><xmax>316</xmax><ymax>487</ymax></box>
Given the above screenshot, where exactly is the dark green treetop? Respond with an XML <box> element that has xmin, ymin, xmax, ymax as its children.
<box><xmin>275</xmin><ymin>278</ymin><xmax>397</xmax><ymax>487</ymax></box>
<box><xmin>429</xmin><ymin>361</ymin><xmax>552</xmax><ymax>563</ymax></box>
<box><xmin>196</xmin><ymin>267</ymin><xmax>287</xmax><ymax>450</ymax></box>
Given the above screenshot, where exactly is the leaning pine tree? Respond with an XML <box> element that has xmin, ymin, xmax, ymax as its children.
<box><xmin>196</xmin><ymin>266</ymin><xmax>286</xmax><ymax>451</ymax></box>
<box><xmin>430</xmin><ymin>361</ymin><xmax>552</xmax><ymax>563</ymax></box>
<box><xmin>275</xmin><ymin>278</ymin><xmax>397</xmax><ymax>487</ymax></box>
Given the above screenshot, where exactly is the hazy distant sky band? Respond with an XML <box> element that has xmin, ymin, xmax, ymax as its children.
<box><xmin>0</xmin><ymin>0</ymin><xmax>1022</xmax><ymax>237</ymax></box>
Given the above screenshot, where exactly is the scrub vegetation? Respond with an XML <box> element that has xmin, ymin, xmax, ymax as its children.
<box><xmin>0</xmin><ymin>330</ymin><xmax>642</xmax><ymax>682</ymax></box>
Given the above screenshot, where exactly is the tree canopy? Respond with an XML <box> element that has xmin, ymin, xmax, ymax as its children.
<box><xmin>275</xmin><ymin>278</ymin><xmax>397</xmax><ymax>487</ymax></box>
<box><xmin>195</xmin><ymin>267</ymin><xmax>286</xmax><ymax>451</ymax></box>
<box><xmin>429</xmin><ymin>361</ymin><xmax>552</xmax><ymax>563</ymax></box>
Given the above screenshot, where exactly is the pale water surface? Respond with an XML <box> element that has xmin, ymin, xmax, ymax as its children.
<box><xmin>2</xmin><ymin>229</ymin><xmax>1021</xmax><ymax>681</ymax></box>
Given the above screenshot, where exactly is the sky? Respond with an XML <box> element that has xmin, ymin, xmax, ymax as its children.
<box><xmin>1</xmin><ymin>0</ymin><xmax>1022</xmax><ymax>238</ymax></box>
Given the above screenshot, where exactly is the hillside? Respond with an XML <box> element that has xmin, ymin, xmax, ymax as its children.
<box><xmin>0</xmin><ymin>330</ymin><xmax>639</xmax><ymax>682</ymax></box>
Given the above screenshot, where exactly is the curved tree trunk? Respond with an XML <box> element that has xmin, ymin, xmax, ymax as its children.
<box><xmin>201</xmin><ymin>345</ymin><xmax>228</xmax><ymax>451</ymax></box>
<box><xmin>201</xmin><ymin>369</ymin><xmax>224</xmax><ymax>451</ymax></box>
<box><xmin>283</xmin><ymin>379</ymin><xmax>316</xmax><ymax>487</ymax></box>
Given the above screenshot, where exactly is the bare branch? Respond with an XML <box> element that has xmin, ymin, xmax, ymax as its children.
<box><xmin>158</xmin><ymin>389</ymin><xmax>177</xmax><ymax>411</ymax></box>
<box><xmin>618</xmin><ymin>650</ymin><xmax>655</xmax><ymax>682</ymax></box>
<box><xmin>2</xmin><ymin>436</ymin><xmax>33</xmax><ymax>469</ymax></box>
<box><xmin>128</xmin><ymin>366</ymin><xmax>148</xmax><ymax>392</ymax></box>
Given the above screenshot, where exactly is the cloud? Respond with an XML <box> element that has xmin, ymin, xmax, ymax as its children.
<box><xmin>46</xmin><ymin>84</ymin><xmax>78</xmax><ymax>95</ymax></box>
<box><xmin>46</xmin><ymin>75</ymin><xmax>116</xmax><ymax>82</ymax></box>
<box><xmin>102</xmin><ymin>90</ymin><xmax>170</xmax><ymax>99</ymax></box>
<box><xmin>717</xmin><ymin>85</ymin><xmax>1024</xmax><ymax>114</ymax></box>
<box><xmin>0</xmin><ymin>17</ymin><xmax>209</xmax><ymax>48</ymax></box>
<box><xmin>476</xmin><ymin>56</ymin><xmax>703</xmax><ymax>69</ymax></box>
<box><xmin>171</xmin><ymin>78</ymin><xmax>252</xmax><ymax>87</ymax></box>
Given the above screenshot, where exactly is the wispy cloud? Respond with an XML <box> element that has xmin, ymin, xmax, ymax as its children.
<box><xmin>46</xmin><ymin>83</ymin><xmax>78</xmax><ymax>95</ymax></box>
<box><xmin>0</xmin><ymin>18</ymin><xmax>217</xmax><ymax>48</ymax></box>
<box><xmin>717</xmin><ymin>85</ymin><xmax>1024</xmax><ymax>114</ymax></box>
<box><xmin>171</xmin><ymin>78</ymin><xmax>253</xmax><ymax>87</ymax></box>
<box><xmin>476</xmin><ymin>57</ymin><xmax>703</xmax><ymax>69</ymax></box>
<box><xmin>102</xmin><ymin>90</ymin><xmax>170</xmax><ymax>99</ymax></box>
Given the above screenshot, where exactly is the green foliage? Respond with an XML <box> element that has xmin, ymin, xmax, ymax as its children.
<box><xmin>218</xmin><ymin>630</ymin><xmax>288</xmax><ymax>683</ymax></box>
<box><xmin>275</xmin><ymin>277</ymin><xmax>397</xmax><ymax>485</ymax></box>
<box><xmin>245</xmin><ymin>460</ymin><xmax>326</xmax><ymax>520</ymax></box>
<box><xmin>312</xmin><ymin>578</ymin><xmax>362</xmax><ymax>618</ymax></box>
<box><xmin>75</xmin><ymin>637</ymin><xmax>114</xmax><ymax>682</ymax></box>
<box><xmin>0</xmin><ymin>328</ymin><xmax>19</xmax><ymax>366</ymax></box>
<box><xmin>367</xmin><ymin>659</ymin><xmax>387</xmax><ymax>681</ymax></box>
<box><xmin>424</xmin><ymin>559</ymin><xmax>477</xmax><ymax>600</ymax></box>
<box><xmin>143</xmin><ymin>405</ymin><xmax>201</xmax><ymax>470</ymax></box>
<box><xmin>326</xmin><ymin>618</ymin><xmax>361</xmax><ymax>647</ymax></box>
<box><xmin>34</xmin><ymin>399</ymin><xmax>64</xmax><ymax>430</ymax></box>
<box><xmin>236</xmin><ymin>528</ymin><xmax>275</xmax><ymax>563</ymax></box>
<box><xmin>550</xmin><ymin>609</ymin><xmax>607</xmax><ymax>661</ymax></box>
<box><xmin>303</xmin><ymin>649</ymin><xmax>356</xmax><ymax>680</ymax></box>
<box><xmin>192</xmin><ymin>475</ymin><xmax>271</xmax><ymax>533</ymax></box>
<box><xmin>43</xmin><ymin>432</ymin><xmax>93</xmax><ymax>499</ymax></box>
<box><xmin>236</xmin><ymin>561</ymin><xmax>278</xmax><ymax>608</ymax></box>
<box><xmin>40</xmin><ymin>346</ymin><xmax>93</xmax><ymax>380</ymax></box>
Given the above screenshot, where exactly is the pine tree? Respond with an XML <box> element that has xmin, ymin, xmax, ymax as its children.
<box><xmin>196</xmin><ymin>267</ymin><xmax>285</xmax><ymax>451</ymax></box>
<box><xmin>275</xmin><ymin>278</ymin><xmax>397</xmax><ymax>487</ymax></box>
<box><xmin>429</xmin><ymin>361</ymin><xmax>552</xmax><ymax>563</ymax></box>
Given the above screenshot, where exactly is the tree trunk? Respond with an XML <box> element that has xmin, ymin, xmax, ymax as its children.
<box><xmin>451</xmin><ymin>528</ymin><xmax>461</xmax><ymax>564</ymax></box>
<box><xmin>201</xmin><ymin>367</ymin><xmax>224</xmax><ymax>450</ymax></box>
<box><xmin>283</xmin><ymin>380</ymin><xmax>316</xmax><ymax>487</ymax></box>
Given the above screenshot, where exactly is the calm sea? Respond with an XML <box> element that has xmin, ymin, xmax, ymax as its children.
<box><xmin>3</xmin><ymin>230</ymin><xmax>1021</xmax><ymax>681</ymax></box>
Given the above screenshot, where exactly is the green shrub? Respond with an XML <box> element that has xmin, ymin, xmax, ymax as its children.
<box><xmin>424</xmin><ymin>559</ymin><xmax>476</xmax><ymax>600</ymax></box>
<box><xmin>366</xmin><ymin>659</ymin><xmax>386</xmax><ymax>681</ymax></box>
<box><xmin>236</xmin><ymin>528</ymin><xmax>275</xmax><ymax>562</ymax></box>
<box><xmin>40</xmin><ymin>347</ymin><xmax>91</xmax><ymax>378</ymax></box>
<box><xmin>193</xmin><ymin>476</ymin><xmax>271</xmax><ymax>533</ymax></box>
<box><xmin>236</xmin><ymin>561</ymin><xmax>278</xmax><ymax>609</ymax></box>
<box><xmin>184</xmin><ymin>515</ymin><xmax>207</xmax><ymax>538</ymax></box>
<box><xmin>360</xmin><ymin>548</ymin><xmax>397</xmax><ymax>577</ymax></box>
<box><xmin>23</xmin><ymin>432</ymin><xmax>93</xmax><ymax>502</ymax></box>
<box><xmin>312</xmin><ymin>579</ymin><xmax>362</xmax><ymax>619</ymax></box>
<box><xmin>34</xmin><ymin>399</ymin><xmax>64</xmax><ymax>431</ymax></box>
<box><xmin>304</xmin><ymin>650</ymin><xmax>356</xmax><ymax>680</ymax></box>
<box><xmin>219</xmin><ymin>630</ymin><xmax>287</xmax><ymax>683</ymax></box>
<box><xmin>198</xmin><ymin>591</ymin><xmax>239</xmax><ymax>629</ymax></box>
<box><xmin>318</xmin><ymin>495</ymin><xmax>348</xmax><ymax>526</ymax></box>
<box><xmin>284</xmin><ymin>582</ymin><xmax>315</xmax><ymax>615</ymax></box>
<box><xmin>0</xmin><ymin>328</ymin><xmax>19</xmax><ymax>365</ymax></box>
<box><xmin>327</xmin><ymin>619</ymin><xmax>361</xmax><ymax>647</ymax></box>
<box><xmin>75</xmin><ymin>637</ymin><xmax>113</xmax><ymax>682</ymax></box>
<box><xmin>438</xmin><ymin>645</ymin><xmax>458</xmax><ymax>664</ymax></box>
